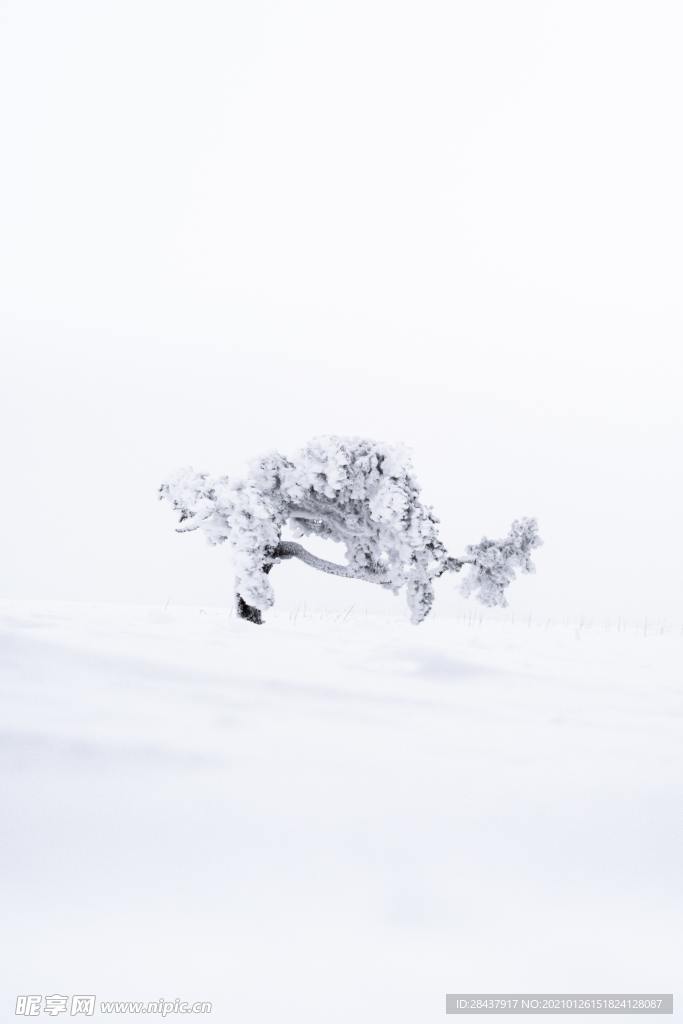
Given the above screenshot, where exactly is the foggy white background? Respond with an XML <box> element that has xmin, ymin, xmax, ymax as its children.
<box><xmin>1</xmin><ymin>0</ymin><xmax>681</xmax><ymax>623</ymax></box>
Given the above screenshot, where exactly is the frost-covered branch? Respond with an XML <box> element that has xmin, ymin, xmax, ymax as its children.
<box><xmin>159</xmin><ymin>437</ymin><xmax>542</xmax><ymax>625</ymax></box>
<box><xmin>274</xmin><ymin>541</ymin><xmax>392</xmax><ymax>584</ymax></box>
<box><xmin>459</xmin><ymin>517</ymin><xmax>541</xmax><ymax>607</ymax></box>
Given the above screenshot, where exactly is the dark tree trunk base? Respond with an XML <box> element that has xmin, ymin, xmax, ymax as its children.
<box><xmin>235</xmin><ymin>560</ymin><xmax>274</xmax><ymax>623</ymax></box>
<box><xmin>236</xmin><ymin>594</ymin><xmax>263</xmax><ymax>624</ymax></box>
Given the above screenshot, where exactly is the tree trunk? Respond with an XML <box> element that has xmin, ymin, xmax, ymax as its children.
<box><xmin>234</xmin><ymin>561</ymin><xmax>274</xmax><ymax>624</ymax></box>
<box><xmin>233</xmin><ymin>542</ymin><xmax>464</xmax><ymax>624</ymax></box>
<box><xmin>235</xmin><ymin>593</ymin><xmax>264</xmax><ymax>624</ymax></box>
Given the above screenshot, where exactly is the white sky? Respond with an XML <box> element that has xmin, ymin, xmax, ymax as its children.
<box><xmin>1</xmin><ymin>0</ymin><xmax>681</xmax><ymax>622</ymax></box>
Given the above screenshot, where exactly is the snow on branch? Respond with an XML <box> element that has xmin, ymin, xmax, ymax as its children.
<box><xmin>459</xmin><ymin>517</ymin><xmax>542</xmax><ymax>608</ymax></box>
<box><xmin>159</xmin><ymin>436</ymin><xmax>541</xmax><ymax>625</ymax></box>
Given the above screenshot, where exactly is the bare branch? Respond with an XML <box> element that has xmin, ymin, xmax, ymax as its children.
<box><xmin>273</xmin><ymin>541</ymin><xmax>390</xmax><ymax>585</ymax></box>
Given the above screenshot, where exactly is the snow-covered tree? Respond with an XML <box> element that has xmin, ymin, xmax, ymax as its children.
<box><xmin>159</xmin><ymin>436</ymin><xmax>541</xmax><ymax>625</ymax></box>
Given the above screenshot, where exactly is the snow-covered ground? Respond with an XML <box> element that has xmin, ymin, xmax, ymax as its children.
<box><xmin>1</xmin><ymin>600</ymin><xmax>681</xmax><ymax>1022</ymax></box>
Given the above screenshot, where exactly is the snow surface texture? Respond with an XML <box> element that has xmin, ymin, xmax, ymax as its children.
<box><xmin>1</xmin><ymin>600</ymin><xmax>681</xmax><ymax>1023</ymax></box>
<box><xmin>160</xmin><ymin>435</ymin><xmax>541</xmax><ymax>623</ymax></box>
